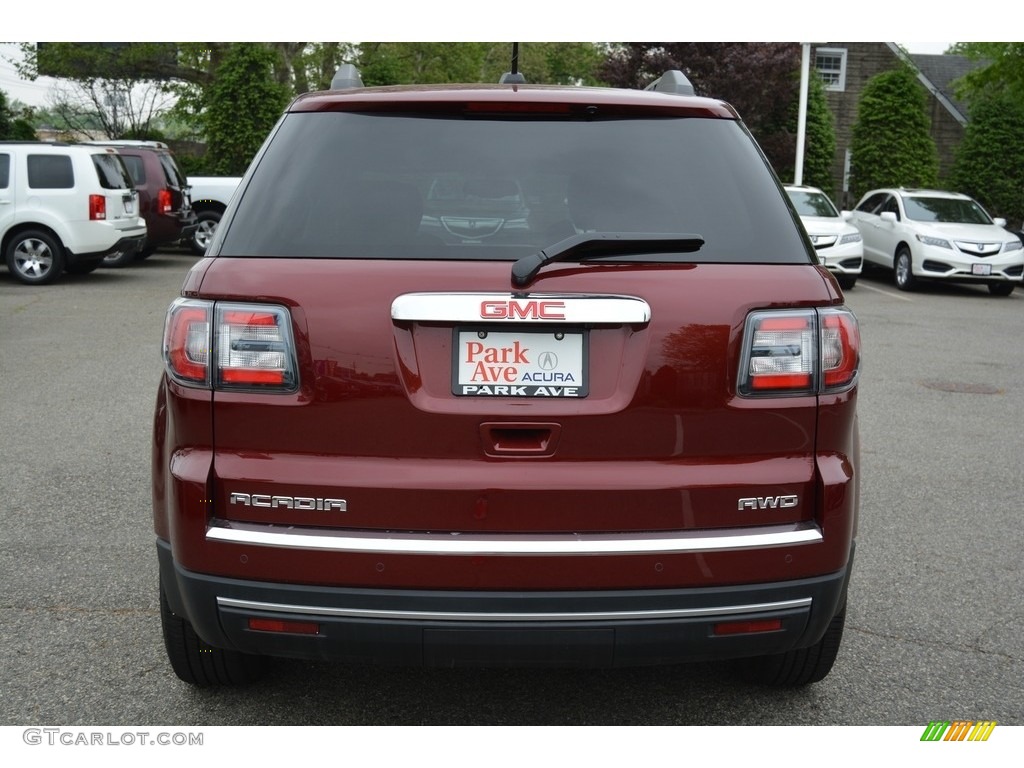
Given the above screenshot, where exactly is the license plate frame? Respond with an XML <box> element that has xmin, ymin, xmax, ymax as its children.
<box><xmin>453</xmin><ymin>327</ymin><xmax>589</xmax><ymax>398</ymax></box>
<box><xmin>971</xmin><ymin>263</ymin><xmax>992</xmax><ymax>276</ymax></box>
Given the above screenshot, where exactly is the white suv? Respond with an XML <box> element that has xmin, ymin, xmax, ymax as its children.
<box><xmin>785</xmin><ymin>185</ymin><xmax>863</xmax><ymax>290</ymax></box>
<box><xmin>0</xmin><ymin>142</ymin><xmax>147</xmax><ymax>285</ymax></box>
<box><xmin>850</xmin><ymin>188</ymin><xmax>1024</xmax><ymax>296</ymax></box>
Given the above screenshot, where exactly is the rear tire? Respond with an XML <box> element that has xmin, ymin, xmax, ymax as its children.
<box><xmin>837</xmin><ymin>275</ymin><xmax>857</xmax><ymax>290</ymax></box>
<box><xmin>6</xmin><ymin>230</ymin><xmax>65</xmax><ymax>285</ymax></box>
<box><xmin>160</xmin><ymin>585</ymin><xmax>266</xmax><ymax>687</ymax></box>
<box><xmin>894</xmin><ymin>247</ymin><xmax>916</xmax><ymax>291</ymax></box>
<box><xmin>189</xmin><ymin>209</ymin><xmax>222</xmax><ymax>255</ymax></box>
<box><xmin>739</xmin><ymin>608</ymin><xmax>846</xmax><ymax>687</ymax></box>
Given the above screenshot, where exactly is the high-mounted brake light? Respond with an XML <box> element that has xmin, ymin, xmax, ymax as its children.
<box><xmin>738</xmin><ymin>308</ymin><xmax>859</xmax><ymax>396</ymax></box>
<box><xmin>162</xmin><ymin>299</ymin><xmax>297</xmax><ymax>391</ymax></box>
<box><xmin>89</xmin><ymin>194</ymin><xmax>106</xmax><ymax>221</ymax></box>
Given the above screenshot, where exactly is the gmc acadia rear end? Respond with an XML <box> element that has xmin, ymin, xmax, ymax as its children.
<box><xmin>153</xmin><ymin>67</ymin><xmax>860</xmax><ymax>687</ymax></box>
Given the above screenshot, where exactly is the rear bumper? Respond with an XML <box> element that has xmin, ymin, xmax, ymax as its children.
<box><xmin>69</xmin><ymin>231</ymin><xmax>147</xmax><ymax>263</ymax></box>
<box><xmin>158</xmin><ymin>538</ymin><xmax>853</xmax><ymax>668</ymax></box>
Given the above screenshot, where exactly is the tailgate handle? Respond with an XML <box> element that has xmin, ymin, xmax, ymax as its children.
<box><xmin>480</xmin><ymin>423</ymin><xmax>561</xmax><ymax>457</ymax></box>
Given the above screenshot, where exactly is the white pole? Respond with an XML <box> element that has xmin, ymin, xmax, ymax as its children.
<box><xmin>795</xmin><ymin>43</ymin><xmax>811</xmax><ymax>186</ymax></box>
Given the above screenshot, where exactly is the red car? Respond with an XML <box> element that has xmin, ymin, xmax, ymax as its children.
<box><xmin>153</xmin><ymin>66</ymin><xmax>860</xmax><ymax>687</ymax></box>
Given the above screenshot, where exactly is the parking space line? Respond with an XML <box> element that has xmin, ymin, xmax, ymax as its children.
<box><xmin>856</xmin><ymin>282</ymin><xmax>914</xmax><ymax>301</ymax></box>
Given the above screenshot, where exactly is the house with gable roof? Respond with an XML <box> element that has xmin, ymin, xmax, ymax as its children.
<box><xmin>810</xmin><ymin>42</ymin><xmax>985</xmax><ymax>208</ymax></box>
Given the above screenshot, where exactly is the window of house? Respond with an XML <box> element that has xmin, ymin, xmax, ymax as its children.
<box><xmin>815</xmin><ymin>48</ymin><xmax>847</xmax><ymax>92</ymax></box>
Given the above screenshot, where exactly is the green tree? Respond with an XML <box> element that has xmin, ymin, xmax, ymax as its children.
<box><xmin>849</xmin><ymin>66</ymin><xmax>939</xmax><ymax>200</ymax></box>
<box><xmin>356</xmin><ymin>42</ymin><xmax>603</xmax><ymax>86</ymax></box>
<box><xmin>0</xmin><ymin>91</ymin><xmax>37</xmax><ymax>139</ymax></box>
<box><xmin>599</xmin><ymin>43</ymin><xmax>803</xmax><ymax>175</ymax></box>
<box><xmin>781</xmin><ymin>69</ymin><xmax>837</xmax><ymax>196</ymax></box>
<box><xmin>203</xmin><ymin>44</ymin><xmax>289</xmax><ymax>175</ymax></box>
<box><xmin>950</xmin><ymin>42</ymin><xmax>1024</xmax><ymax>101</ymax></box>
<box><xmin>950</xmin><ymin>90</ymin><xmax>1024</xmax><ymax>228</ymax></box>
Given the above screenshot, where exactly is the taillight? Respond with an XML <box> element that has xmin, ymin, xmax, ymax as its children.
<box><xmin>89</xmin><ymin>194</ymin><xmax>106</xmax><ymax>220</ymax></box>
<box><xmin>157</xmin><ymin>188</ymin><xmax>173</xmax><ymax>214</ymax></box>
<box><xmin>738</xmin><ymin>308</ymin><xmax>859</xmax><ymax>396</ymax></box>
<box><xmin>164</xmin><ymin>299</ymin><xmax>211</xmax><ymax>385</ymax></box>
<box><xmin>162</xmin><ymin>299</ymin><xmax>297</xmax><ymax>391</ymax></box>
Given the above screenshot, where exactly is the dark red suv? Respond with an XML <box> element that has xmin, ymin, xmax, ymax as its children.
<box><xmin>153</xmin><ymin>66</ymin><xmax>861</xmax><ymax>687</ymax></box>
<box><xmin>87</xmin><ymin>141</ymin><xmax>196</xmax><ymax>265</ymax></box>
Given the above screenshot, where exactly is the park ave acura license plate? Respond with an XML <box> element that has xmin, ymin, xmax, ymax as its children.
<box><xmin>454</xmin><ymin>329</ymin><xmax>588</xmax><ymax>397</ymax></box>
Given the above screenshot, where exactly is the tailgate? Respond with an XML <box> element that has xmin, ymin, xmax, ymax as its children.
<box><xmin>200</xmin><ymin>258</ymin><xmax>831</xmax><ymax>536</ymax></box>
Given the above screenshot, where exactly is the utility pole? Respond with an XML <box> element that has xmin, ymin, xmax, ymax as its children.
<box><xmin>794</xmin><ymin>43</ymin><xmax>811</xmax><ymax>186</ymax></box>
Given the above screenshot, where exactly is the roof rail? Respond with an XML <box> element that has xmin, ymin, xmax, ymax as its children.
<box><xmin>644</xmin><ymin>70</ymin><xmax>695</xmax><ymax>96</ymax></box>
<box><xmin>331</xmin><ymin>64</ymin><xmax>364</xmax><ymax>90</ymax></box>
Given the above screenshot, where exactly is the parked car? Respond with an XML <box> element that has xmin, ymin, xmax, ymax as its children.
<box><xmin>850</xmin><ymin>188</ymin><xmax>1024</xmax><ymax>295</ymax></box>
<box><xmin>83</xmin><ymin>141</ymin><xmax>197</xmax><ymax>266</ymax></box>
<box><xmin>1</xmin><ymin>141</ymin><xmax>146</xmax><ymax>285</ymax></box>
<box><xmin>784</xmin><ymin>185</ymin><xmax>863</xmax><ymax>290</ymax></box>
<box><xmin>183</xmin><ymin>176</ymin><xmax>241</xmax><ymax>254</ymax></box>
<box><xmin>154</xmin><ymin>65</ymin><xmax>861</xmax><ymax>688</ymax></box>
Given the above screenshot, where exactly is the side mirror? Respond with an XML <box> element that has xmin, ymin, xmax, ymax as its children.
<box><xmin>880</xmin><ymin>211</ymin><xmax>897</xmax><ymax>223</ymax></box>
<box><xmin>993</xmin><ymin>217</ymin><xmax>1007</xmax><ymax>227</ymax></box>
<box><xmin>840</xmin><ymin>210</ymin><xmax>853</xmax><ymax>221</ymax></box>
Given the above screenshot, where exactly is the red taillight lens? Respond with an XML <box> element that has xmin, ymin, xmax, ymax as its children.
<box><xmin>163</xmin><ymin>299</ymin><xmax>211</xmax><ymax>384</ymax></box>
<box><xmin>739</xmin><ymin>308</ymin><xmax>859</xmax><ymax>396</ymax></box>
<box><xmin>89</xmin><ymin>194</ymin><xmax>106</xmax><ymax>220</ymax></box>
<box><xmin>157</xmin><ymin>188</ymin><xmax>173</xmax><ymax>214</ymax></box>
<box><xmin>742</xmin><ymin>312</ymin><xmax>815</xmax><ymax>393</ymax></box>
<box><xmin>820</xmin><ymin>309</ymin><xmax>860</xmax><ymax>389</ymax></box>
<box><xmin>162</xmin><ymin>300</ymin><xmax>297</xmax><ymax>391</ymax></box>
<box><xmin>215</xmin><ymin>303</ymin><xmax>297</xmax><ymax>390</ymax></box>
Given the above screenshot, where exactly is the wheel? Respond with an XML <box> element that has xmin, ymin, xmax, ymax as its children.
<box><xmin>988</xmin><ymin>282</ymin><xmax>1014</xmax><ymax>297</ymax></box>
<box><xmin>5</xmin><ymin>230</ymin><xmax>65</xmax><ymax>285</ymax></box>
<box><xmin>64</xmin><ymin>259</ymin><xmax>102</xmax><ymax>275</ymax></box>
<box><xmin>135</xmin><ymin>245</ymin><xmax>157</xmax><ymax>261</ymax></box>
<box><xmin>189</xmin><ymin>209</ymin><xmax>222</xmax><ymax>255</ymax></box>
<box><xmin>837</xmin><ymin>275</ymin><xmax>857</xmax><ymax>290</ymax></box>
<box><xmin>160</xmin><ymin>585</ymin><xmax>266</xmax><ymax>686</ymax></box>
<box><xmin>893</xmin><ymin>247</ymin><xmax>917</xmax><ymax>291</ymax></box>
<box><xmin>739</xmin><ymin>608</ymin><xmax>846</xmax><ymax>687</ymax></box>
<box><xmin>102</xmin><ymin>247</ymin><xmax>139</xmax><ymax>268</ymax></box>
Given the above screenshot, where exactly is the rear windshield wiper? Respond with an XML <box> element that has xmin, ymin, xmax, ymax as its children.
<box><xmin>512</xmin><ymin>232</ymin><xmax>704</xmax><ymax>287</ymax></box>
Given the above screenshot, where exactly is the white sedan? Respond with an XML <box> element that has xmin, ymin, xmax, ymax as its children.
<box><xmin>850</xmin><ymin>188</ymin><xmax>1023</xmax><ymax>296</ymax></box>
<box><xmin>785</xmin><ymin>185</ymin><xmax>863</xmax><ymax>290</ymax></box>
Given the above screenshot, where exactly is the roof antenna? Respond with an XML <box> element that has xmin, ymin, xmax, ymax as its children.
<box><xmin>500</xmin><ymin>42</ymin><xmax>527</xmax><ymax>84</ymax></box>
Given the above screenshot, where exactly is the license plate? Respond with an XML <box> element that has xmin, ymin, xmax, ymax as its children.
<box><xmin>972</xmin><ymin>264</ymin><xmax>992</xmax><ymax>276</ymax></box>
<box><xmin>454</xmin><ymin>329</ymin><xmax>588</xmax><ymax>397</ymax></box>
<box><xmin>124</xmin><ymin>198</ymin><xmax>135</xmax><ymax>215</ymax></box>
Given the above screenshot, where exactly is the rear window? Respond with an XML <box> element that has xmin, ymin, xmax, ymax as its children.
<box><xmin>0</xmin><ymin>153</ymin><xmax>9</xmax><ymax>189</ymax></box>
<box><xmin>120</xmin><ymin>155</ymin><xmax>147</xmax><ymax>185</ymax></box>
<box><xmin>159</xmin><ymin>154</ymin><xmax>187</xmax><ymax>188</ymax></box>
<box><xmin>92</xmin><ymin>154</ymin><xmax>133</xmax><ymax>190</ymax></box>
<box><xmin>220</xmin><ymin>111</ymin><xmax>809</xmax><ymax>264</ymax></box>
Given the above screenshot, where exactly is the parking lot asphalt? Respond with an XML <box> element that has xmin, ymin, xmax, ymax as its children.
<box><xmin>0</xmin><ymin>253</ymin><xmax>1022</xmax><ymax>729</ymax></box>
